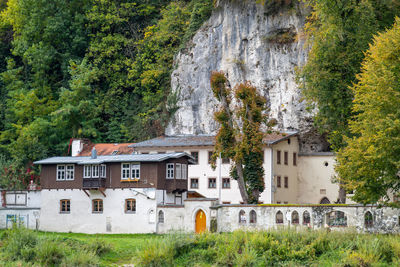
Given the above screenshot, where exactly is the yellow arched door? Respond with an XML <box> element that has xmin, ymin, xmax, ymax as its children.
<box><xmin>195</xmin><ymin>210</ymin><xmax>206</xmax><ymax>233</ymax></box>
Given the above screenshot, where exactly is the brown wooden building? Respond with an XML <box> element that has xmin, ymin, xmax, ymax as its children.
<box><xmin>34</xmin><ymin>152</ymin><xmax>193</xmax><ymax>194</ymax></box>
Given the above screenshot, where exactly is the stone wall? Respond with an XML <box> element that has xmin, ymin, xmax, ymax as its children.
<box><xmin>211</xmin><ymin>205</ymin><xmax>400</xmax><ymax>234</ymax></box>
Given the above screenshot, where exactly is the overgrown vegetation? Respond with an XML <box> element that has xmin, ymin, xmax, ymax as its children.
<box><xmin>135</xmin><ymin>230</ymin><xmax>400</xmax><ymax>266</ymax></box>
<box><xmin>0</xmin><ymin>0</ymin><xmax>213</xmax><ymax>187</ymax></box>
<box><xmin>210</xmin><ymin>71</ymin><xmax>271</xmax><ymax>204</ymax></box>
<box><xmin>2</xmin><ymin>228</ymin><xmax>400</xmax><ymax>266</ymax></box>
<box><xmin>0</xmin><ymin>227</ymin><xmax>111</xmax><ymax>266</ymax></box>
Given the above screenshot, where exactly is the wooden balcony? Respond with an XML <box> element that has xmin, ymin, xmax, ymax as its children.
<box><xmin>83</xmin><ymin>178</ymin><xmax>106</xmax><ymax>189</ymax></box>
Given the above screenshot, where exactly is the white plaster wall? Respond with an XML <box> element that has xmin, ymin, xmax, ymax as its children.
<box><xmin>297</xmin><ymin>155</ymin><xmax>338</xmax><ymax>204</ymax></box>
<box><xmin>157</xmin><ymin>199</ymin><xmax>217</xmax><ymax>233</ymax></box>
<box><xmin>157</xmin><ymin>207</ymin><xmax>186</xmax><ymax>233</ymax></box>
<box><xmin>0</xmin><ymin>208</ymin><xmax>40</xmax><ymax>229</ymax></box>
<box><xmin>137</xmin><ymin>146</ymin><xmax>275</xmax><ymax>204</ymax></box>
<box><xmin>40</xmin><ymin>189</ymin><xmax>158</xmax><ymax>234</ymax></box>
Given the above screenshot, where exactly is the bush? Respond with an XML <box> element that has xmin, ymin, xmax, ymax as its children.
<box><xmin>134</xmin><ymin>238</ymin><xmax>174</xmax><ymax>267</ymax></box>
<box><xmin>2</xmin><ymin>227</ymin><xmax>38</xmax><ymax>262</ymax></box>
<box><xmin>85</xmin><ymin>239</ymin><xmax>112</xmax><ymax>256</ymax></box>
<box><xmin>60</xmin><ymin>250</ymin><xmax>99</xmax><ymax>267</ymax></box>
<box><xmin>0</xmin><ymin>228</ymin><xmax>111</xmax><ymax>266</ymax></box>
<box><xmin>35</xmin><ymin>240</ymin><xmax>65</xmax><ymax>266</ymax></box>
<box><xmin>135</xmin><ymin>229</ymin><xmax>400</xmax><ymax>266</ymax></box>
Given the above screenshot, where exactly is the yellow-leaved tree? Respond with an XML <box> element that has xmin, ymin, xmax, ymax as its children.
<box><xmin>336</xmin><ymin>17</ymin><xmax>400</xmax><ymax>205</ymax></box>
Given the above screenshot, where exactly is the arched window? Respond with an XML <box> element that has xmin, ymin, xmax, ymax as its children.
<box><xmin>158</xmin><ymin>210</ymin><xmax>164</xmax><ymax>223</ymax></box>
<box><xmin>239</xmin><ymin>210</ymin><xmax>246</xmax><ymax>224</ymax></box>
<box><xmin>303</xmin><ymin>211</ymin><xmax>311</xmax><ymax>225</ymax></box>
<box><xmin>320</xmin><ymin>197</ymin><xmax>330</xmax><ymax>204</ymax></box>
<box><xmin>291</xmin><ymin>211</ymin><xmax>299</xmax><ymax>224</ymax></box>
<box><xmin>249</xmin><ymin>210</ymin><xmax>257</xmax><ymax>224</ymax></box>
<box><xmin>276</xmin><ymin>211</ymin><xmax>283</xmax><ymax>224</ymax></box>
<box><xmin>327</xmin><ymin>211</ymin><xmax>347</xmax><ymax>227</ymax></box>
<box><xmin>364</xmin><ymin>211</ymin><xmax>373</xmax><ymax>228</ymax></box>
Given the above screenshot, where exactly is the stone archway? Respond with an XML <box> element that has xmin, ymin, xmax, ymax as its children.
<box><xmin>320</xmin><ymin>197</ymin><xmax>330</xmax><ymax>204</ymax></box>
<box><xmin>195</xmin><ymin>209</ymin><xmax>206</xmax><ymax>233</ymax></box>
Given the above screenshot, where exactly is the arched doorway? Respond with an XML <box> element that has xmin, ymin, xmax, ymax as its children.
<box><xmin>320</xmin><ymin>197</ymin><xmax>330</xmax><ymax>204</ymax></box>
<box><xmin>195</xmin><ymin>209</ymin><xmax>207</xmax><ymax>233</ymax></box>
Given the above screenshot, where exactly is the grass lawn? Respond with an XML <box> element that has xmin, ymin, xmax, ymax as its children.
<box><xmin>37</xmin><ymin>231</ymin><xmax>164</xmax><ymax>266</ymax></box>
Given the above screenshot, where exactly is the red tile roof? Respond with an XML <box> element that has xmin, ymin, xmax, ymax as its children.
<box><xmin>77</xmin><ymin>143</ymin><xmax>135</xmax><ymax>156</ymax></box>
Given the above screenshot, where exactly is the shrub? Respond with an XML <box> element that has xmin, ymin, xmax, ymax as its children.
<box><xmin>134</xmin><ymin>238</ymin><xmax>174</xmax><ymax>267</ymax></box>
<box><xmin>2</xmin><ymin>227</ymin><xmax>38</xmax><ymax>261</ymax></box>
<box><xmin>85</xmin><ymin>239</ymin><xmax>112</xmax><ymax>256</ymax></box>
<box><xmin>60</xmin><ymin>250</ymin><xmax>99</xmax><ymax>267</ymax></box>
<box><xmin>35</xmin><ymin>240</ymin><xmax>65</xmax><ymax>266</ymax></box>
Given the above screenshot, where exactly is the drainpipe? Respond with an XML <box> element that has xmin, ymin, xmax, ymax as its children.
<box><xmin>218</xmin><ymin>153</ymin><xmax>222</xmax><ymax>204</ymax></box>
<box><xmin>270</xmin><ymin>148</ymin><xmax>274</xmax><ymax>204</ymax></box>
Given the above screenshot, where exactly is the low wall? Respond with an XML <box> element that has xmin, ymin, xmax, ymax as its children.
<box><xmin>212</xmin><ymin>205</ymin><xmax>400</xmax><ymax>234</ymax></box>
<box><xmin>157</xmin><ymin>198</ymin><xmax>218</xmax><ymax>234</ymax></box>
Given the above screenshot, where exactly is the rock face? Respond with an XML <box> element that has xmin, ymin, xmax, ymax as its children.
<box><xmin>166</xmin><ymin>0</ymin><xmax>329</xmax><ymax>152</ymax></box>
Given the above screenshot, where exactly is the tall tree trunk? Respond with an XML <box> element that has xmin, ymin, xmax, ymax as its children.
<box><xmin>235</xmin><ymin>160</ymin><xmax>249</xmax><ymax>203</ymax></box>
<box><xmin>338</xmin><ymin>186</ymin><xmax>346</xmax><ymax>203</ymax></box>
<box><xmin>218</xmin><ymin>79</ymin><xmax>249</xmax><ymax>203</ymax></box>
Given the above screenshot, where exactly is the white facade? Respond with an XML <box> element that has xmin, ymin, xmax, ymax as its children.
<box><xmin>135</xmin><ymin>136</ymin><xmax>305</xmax><ymax>204</ymax></box>
<box><xmin>0</xmin><ymin>190</ymin><xmax>41</xmax><ymax>230</ymax></box>
<box><xmin>40</xmin><ymin>189</ymin><xmax>159</xmax><ymax>234</ymax></box>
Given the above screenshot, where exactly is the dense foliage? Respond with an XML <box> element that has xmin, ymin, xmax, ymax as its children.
<box><xmin>0</xmin><ymin>0</ymin><xmax>213</xmax><ymax>188</ymax></box>
<box><xmin>210</xmin><ymin>71</ymin><xmax>269</xmax><ymax>204</ymax></box>
<box><xmin>298</xmin><ymin>0</ymin><xmax>400</xmax><ymax>151</ymax></box>
<box><xmin>336</xmin><ymin>18</ymin><xmax>400</xmax><ymax>205</ymax></box>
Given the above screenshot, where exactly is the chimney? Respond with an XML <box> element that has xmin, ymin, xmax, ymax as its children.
<box><xmin>71</xmin><ymin>139</ymin><xmax>84</xmax><ymax>156</ymax></box>
<box><xmin>91</xmin><ymin>147</ymin><xmax>97</xmax><ymax>159</ymax></box>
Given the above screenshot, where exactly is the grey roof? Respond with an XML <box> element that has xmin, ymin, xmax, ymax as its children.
<box><xmin>33</xmin><ymin>152</ymin><xmax>194</xmax><ymax>165</ymax></box>
<box><xmin>130</xmin><ymin>135</ymin><xmax>215</xmax><ymax>148</ymax></box>
<box><xmin>299</xmin><ymin>152</ymin><xmax>335</xmax><ymax>157</ymax></box>
<box><xmin>130</xmin><ymin>131</ymin><xmax>299</xmax><ymax>148</ymax></box>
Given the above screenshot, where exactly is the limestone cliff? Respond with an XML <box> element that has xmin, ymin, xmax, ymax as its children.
<box><xmin>166</xmin><ymin>0</ymin><xmax>329</xmax><ymax>152</ymax></box>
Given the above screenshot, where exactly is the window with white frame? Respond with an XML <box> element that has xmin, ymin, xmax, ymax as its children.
<box><xmin>166</xmin><ymin>163</ymin><xmax>174</xmax><ymax>179</ymax></box>
<box><xmin>121</xmin><ymin>163</ymin><xmax>130</xmax><ymax>180</ymax></box>
<box><xmin>57</xmin><ymin>165</ymin><xmax>65</xmax><ymax>181</ymax></box>
<box><xmin>176</xmin><ymin>164</ymin><xmax>181</xmax><ymax>179</ymax></box>
<box><xmin>182</xmin><ymin>164</ymin><xmax>187</xmax><ymax>180</ymax></box>
<box><xmin>100</xmin><ymin>164</ymin><xmax>106</xmax><ymax>178</ymax></box>
<box><xmin>66</xmin><ymin>165</ymin><xmax>74</xmax><ymax>180</ymax></box>
<box><xmin>84</xmin><ymin>165</ymin><xmax>91</xmax><ymax>178</ymax></box>
<box><xmin>92</xmin><ymin>165</ymin><xmax>99</xmax><ymax>178</ymax></box>
<box><xmin>131</xmin><ymin>164</ymin><xmax>140</xmax><ymax>179</ymax></box>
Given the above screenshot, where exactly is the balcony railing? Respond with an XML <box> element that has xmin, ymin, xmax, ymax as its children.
<box><xmin>83</xmin><ymin>178</ymin><xmax>106</xmax><ymax>189</ymax></box>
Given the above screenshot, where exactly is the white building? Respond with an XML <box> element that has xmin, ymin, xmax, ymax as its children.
<box><xmin>130</xmin><ymin>133</ymin><xmax>340</xmax><ymax>205</ymax></box>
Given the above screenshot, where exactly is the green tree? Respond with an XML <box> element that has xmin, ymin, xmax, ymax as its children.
<box><xmin>0</xmin><ymin>0</ymin><xmax>90</xmax><ymax>163</ymax></box>
<box><xmin>210</xmin><ymin>71</ymin><xmax>270</xmax><ymax>204</ymax></box>
<box><xmin>336</xmin><ymin>18</ymin><xmax>400</xmax><ymax>205</ymax></box>
<box><xmin>298</xmin><ymin>0</ymin><xmax>400</xmax><ymax>151</ymax></box>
